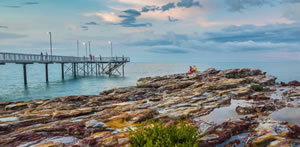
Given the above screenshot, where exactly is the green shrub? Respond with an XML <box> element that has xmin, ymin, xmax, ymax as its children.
<box><xmin>128</xmin><ymin>120</ymin><xmax>199</xmax><ymax>147</ymax></box>
<box><xmin>251</xmin><ymin>84</ymin><xmax>264</xmax><ymax>92</ymax></box>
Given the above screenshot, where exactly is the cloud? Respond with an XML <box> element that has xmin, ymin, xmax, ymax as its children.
<box><xmin>141</xmin><ymin>0</ymin><xmax>202</xmax><ymax>12</ymax></box>
<box><xmin>128</xmin><ymin>32</ymin><xmax>188</xmax><ymax>46</ymax></box>
<box><xmin>117</xmin><ymin>0</ymin><xmax>175</xmax><ymax>6</ymax></box>
<box><xmin>125</xmin><ymin>23</ymin><xmax>300</xmax><ymax>54</ymax></box>
<box><xmin>0</xmin><ymin>26</ymin><xmax>8</xmax><ymax>29</ymax></box>
<box><xmin>118</xmin><ymin>9</ymin><xmax>152</xmax><ymax>27</ymax></box>
<box><xmin>129</xmin><ymin>39</ymin><xmax>174</xmax><ymax>46</ymax></box>
<box><xmin>283</xmin><ymin>3</ymin><xmax>300</xmax><ymax>22</ymax></box>
<box><xmin>22</xmin><ymin>2</ymin><xmax>39</xmax><ymax>5</ymax></box>
<box><xmin>225</xmin><ymin>0</ymin><xmax>300</xmax><ymax>12</ymax></box>
<box><xmin>168</xmin><ymin>16</ymin><xmax>179</xmax><ymax>22</ymax></box>
<box><xmin>205</xmin><ymin>23</ymin><xmax>300</xmax><ymax>43</ymax></box>
<box><xmin>85</xmin><ymin>22</ymin><xmax>100</xmax><ymax>25</ymax></box>
<box><xmin>80</xmin><ymin>26</ymin><xmax>88</xmax><ymax>31</ymax></box>
<box><xmin>84</xmin><ymin>0</ymin><xmax>203</xmax><ymax>27</ymax></box>
<box><xmin>1</xmin><ymin>1</ymin><xmax>39</xmax><ymax>8</ymax></box>
<box><xmin>177</xmin><ymin>0</ymin><xmax>202</xmax><ymax>8</ymax></box>
<box><xmin>148</xmin><ymin>47</ymin><xmax>190</xmax><ymax>54</ymax></box>
<box><xmin>225</xmin><ymin>0</ymin><xmax>275</xmax><ymax>12</ymax></box>
<box><xmin>2</xmin><ymin>5</ymin><xmax>21</xmax><ymax>8</ymax></box>
<box><xmin>198</xmin><ymin>19</ymin><xmax>223</xmax><ymax>27</ymax></box>
<box><xmin>141</xmin><ymin>5</ymin><xmax>160</xmax><ymax>12</ymax></box>
<box><xmin>283</xmin><ymin>0</ymin><xmax>300</xmax><ymax>3</ymax></box>
<box><xmin>0</xmin><ymin>32</ymin><xmax>27</xmax><ymax>40</ymax></box>
<box><xmin>162</xmin><ymin>3</ymin><xmax>176</xmax><ymax>11</ymax></box>
<box><xmin>84</xmin><ymin>12</ymin><xmax>123</xmax><ymax>23</ymax></box>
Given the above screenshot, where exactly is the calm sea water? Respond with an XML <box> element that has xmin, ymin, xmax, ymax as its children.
<box><xmin>0</xmin><ymin>62</ymin><xmax>300</xmax><ymax>101</ymax></box>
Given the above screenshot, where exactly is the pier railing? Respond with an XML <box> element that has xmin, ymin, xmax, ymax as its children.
<box><xmin>0</xmin><ymin>52</ymin><xmax>130</xmax><ymax>63</ymax></box>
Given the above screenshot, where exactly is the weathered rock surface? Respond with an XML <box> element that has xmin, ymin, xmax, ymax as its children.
<box><xmin>0</xmin><ymin>68</ymin><xmax>299</xmax><ymax>146</ymax></box>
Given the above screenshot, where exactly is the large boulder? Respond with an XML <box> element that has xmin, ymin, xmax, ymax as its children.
<box><xmin>218</xmin><ymin>68</ymin><xmax>263</xmax><ymax>79</ymax></box>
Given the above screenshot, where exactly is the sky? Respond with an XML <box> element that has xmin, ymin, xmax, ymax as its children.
<box><xmin>0</xmin><ymin>0</ymin><xmax>300</xmax><ymax>62</ymax></box>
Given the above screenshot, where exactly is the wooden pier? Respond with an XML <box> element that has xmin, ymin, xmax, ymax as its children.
<box><xmin>0</xmin><ymin>52</ymin><xmax>130</xmax><ymax>85</ymax></box>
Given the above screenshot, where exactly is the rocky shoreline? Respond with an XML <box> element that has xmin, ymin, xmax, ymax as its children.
<box><xmin>0</xmin><ymin>68</ymin><xmax>299</xmax><ymax>146</ymax></box>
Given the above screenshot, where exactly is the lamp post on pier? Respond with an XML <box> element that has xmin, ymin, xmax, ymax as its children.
<box><xmin>77</xmin><ymin>40</ymin><xmax>79</xmax><ymax>57</ymax></box>
<box><xmin>108</xmin><ymin>41</ymin><xmax>113</xmax><ymax>57</ymax></box>
<box><xmin>47</xmin><ymin>32</ymin><xmax>53</xmax><ymax>59</ymax></box>
<box><xmin>89</xmin><ymin>41</ymin><xmax>91</xmax><ymax>55</ymax></box>
<box><xmin>82</xmin><ymin>42</ymin><xmax>87</xmax><ymax>56</ymax></box>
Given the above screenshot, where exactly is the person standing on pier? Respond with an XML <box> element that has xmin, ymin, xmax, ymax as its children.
<box><xmin>40</xmin><ymin>52</ymin><xmax>43</xmax><ymax>61</ymax></box>
<box><xmin>89</xmin><ymin>54</ymin><xmax>92</xmax><ymax>61</ymax></box>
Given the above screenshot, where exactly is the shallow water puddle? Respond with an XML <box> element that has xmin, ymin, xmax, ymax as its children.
<box><xmin>266</xmin><ymin>87</ymin><xmax>292</xmax><ymax>99</ymax></box>
<box><xmin>0</xmin><ymin>116</ymin><xmax>18</xmax><ymax>122</ymax></box>
<box><xmin>270</xmin><ymin>107</ymin><xmax>300</xmax><ymax>126</ymax></box>
<box><xmin>194</xmin><ymin>99</ymin><xmax>250</xmax><ymax>124</ymax></box>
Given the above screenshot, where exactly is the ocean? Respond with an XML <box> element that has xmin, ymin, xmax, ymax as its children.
<box><xmin>1</xmin><ymin>62</ymin><xmax>300</xmax><ymax>101</ymax></box>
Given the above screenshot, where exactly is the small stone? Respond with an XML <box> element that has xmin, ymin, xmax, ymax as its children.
<box><xmin>5</xmin><ymin>103</ymin><xmax>28</xmax><ymax>111</ymax></box>
<box><xmin>85</xmin><ymin>120</ymin><xmax>106</xmax><ymax>128</ymax></box>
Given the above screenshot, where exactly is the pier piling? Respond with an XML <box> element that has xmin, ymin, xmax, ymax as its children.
<box><xmin>23</xmin><ymin>64</ymin><xmax>27</xmax><ymax>85</ymax></box>
<box><xmin>45</xmin><ymin>63</ymin><xmax>49</xmax><ymax>82</ymax></box>
<box><xmin>61</xmin><ymin>63</ymin><xmax>64</xmax><ymax>80</ymax></box>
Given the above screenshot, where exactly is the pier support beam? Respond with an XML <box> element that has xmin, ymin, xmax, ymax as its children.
<box><xmin>122</xmin><ymin>63</ymin><xmax>124</xmax><ymax>77</ymax></box>
<box><xmin>91</xmin><ymin>63</ymin><xmax>93</xmax><ymax>75</ymax></box>
<box><xmin>86</xmin><ymin>63</ymin><xmax>88</xmax><ymax>75</ymax></box>
<box><xmin>109</xmin><ymin>63</ymin><xmax>111</xmax><ymax>77</ymax></box>
<box><xmin>102</xmin><ymin>63</ymin><xmax>104</xmax><ymax>74</ymax></box>
<box><xmin>122</xmin><ymin>56</ymin><xmax>125</xmax><ymax>77</ymax></box>
<box><xmin>61</xmin><ymin>63</ymin><xmax>64</xmax><ymax>80</ymax></box>
<box><xmin>76</xmin><ymin>63</ymin><xmax>79</xmax><ymax>75</ymax></box>
<box><xmin>95</xmin><ymin>63</ymin><xmax>97</xmax><ymax>75</ymax></box>
<box><xmin>73</xmin><ymin>63</ymin><xmax>77</xmax><ymax>78</ymax></box>
<box><xmin>45</xmin><ymin>63</ymin><xmax>49</xmax><ymax>82</ymax></box>
<box><xmin>23</xmin><ymin>64</ymin><xmax>27</xmax><ymax>85</ymax></box>
<box><xmin>84</xmin><ymin>63</ymin><xmax>86</xmax><ymax>76</ymax></box>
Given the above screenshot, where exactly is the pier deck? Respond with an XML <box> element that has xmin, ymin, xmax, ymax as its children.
<box><xmin>0</xmin><ymin>52</ymin><xmax>130</xmax><ymax>84</ymax></box>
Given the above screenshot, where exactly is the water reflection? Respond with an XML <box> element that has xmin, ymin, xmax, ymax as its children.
<box><xmin>195</xmin><ymin>100</ymin><xmax>250</xmax><ymax>125</ymax></box>
<box><xmin>270</xmin><ymin>107</ymin><xmax>300</xmax><ymax>126</ymax></box>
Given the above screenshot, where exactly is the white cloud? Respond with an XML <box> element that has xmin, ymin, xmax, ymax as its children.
<box><xmin>283</xmin><ymin>3</ymin><xmax>300</xmax><ymax>22</ymax></box>
<box><xmin>198</xmin><ymin>19</ymin><xmax>223</xmax><ymax>27</ymax></box>
<box><xmin>117</xmin><ymin>0</ymin><xmax>180</xmax><ymax>6</ymax></box>
<box><xmin>84</xmin><ymin>12</ymin><xmax>124</xmax><ymax>23</ymax></box>
<box><xmin>140</xmin><ymin>7</ymin><xmax>204</xmax><ymax>21</ymax></box>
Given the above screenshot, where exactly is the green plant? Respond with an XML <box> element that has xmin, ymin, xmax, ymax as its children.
<box><xmin>128</xmin><ymin>120</ymin><xmax>199</xmax><ymax>147</ymax></box>
<box><xmin>251</xmin><ymin>84</ymin><xmax>264</xmax><ymax>92</ymax></box>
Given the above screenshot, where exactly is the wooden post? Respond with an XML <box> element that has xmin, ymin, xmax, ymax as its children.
<box><xmin>96</xmin><ymin>63</ymin><xmax>98</xmax><ymax>76</ymax></box>
<box><xmin>84</xmin><ymin>63</ymin><xmax>86</xmax><ymax>76</ymax></box>
<box><xmin>45</xmin><ymin>63</ymin><xmax>49</xmax><ymax>82</ymax></box>
<box><xmin>76</xmin><ymin>63</ymin><xmax>79</xmax><ymax>75</ymax></box>
<box><xmin>122</xmin><ymin>56</ymin><xmax>125</xmax><ymax>77</ymax></box>
<box><xmin>91</xmin><ymin>63</ymin><xmax>93</xmax><ymax>75</ymax></box>
<box><xmin>73</xmin><ymin>63</ymin><xmax>77</xmax><ymax>78</ymax></box>
<box><xmin>98</xmin><ymin>64</ymin><xmax>101</xmax><ymax>75</ymax></box>
<box><xmin>61</xmin><ymin>63</ymin><xmax>64</xmax><ymax>80</ymax></box>
<box><xmin>87</xmin><ymin>63</ymin><xmax>89</xmax><ymax>75</ymax></box>
<box><xmin>23</xmin><ymin>64</ymin><xmax>27</xmax><ymax>85</ymax></box>
<box><xmin>109</xmin><ymin>63</ymin><xmax>111</xmax><ymax>77</ymax></box>
<box><xmin>72</xmin><ymin>63</ymin><xmax>74</xmax><ymax>76</ymax></box>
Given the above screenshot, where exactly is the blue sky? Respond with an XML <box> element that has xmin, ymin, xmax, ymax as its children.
<box><xmin>0</xmin><ymin>0</ymin><xmax>300</xmax><ymax>62</ymax></box>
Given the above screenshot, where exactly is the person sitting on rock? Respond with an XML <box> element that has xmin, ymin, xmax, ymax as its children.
<box><xmin>189</xmin><ymin>66</ymin><xmax>194</xmax><ymax>73</ymax></box>
<box><xmin>193</xmin><ymin>65</ymin><xmax>198</xmax><ymax>72</ymax></box>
